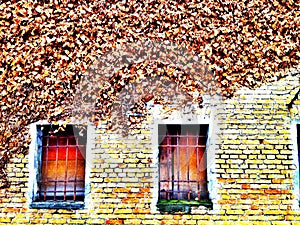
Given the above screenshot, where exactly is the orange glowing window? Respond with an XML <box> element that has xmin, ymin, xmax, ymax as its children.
<box><xmin>36</xmin><ymin>125</ymin><xmax>86</xmax><ymax>202</ymax></box>
<box><xmin>158</xmin><ymin>124</ymin><xmax>209</xmax><ymax>201</ymax></box>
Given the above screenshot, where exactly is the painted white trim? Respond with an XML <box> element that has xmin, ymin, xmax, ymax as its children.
<box><xmin>291</xmin><ymin>120</ymin><xmax>300</xmax><ymax>210</ymax></box>
<box><xmin>84</xmin><ymin>123</ymin><xmax>95</xmax><ymax>209</ymax></box>
<box><xmin>27</xmin><ymin>122</ymin><xmax>38</xmax><ymax>207</ymax></box>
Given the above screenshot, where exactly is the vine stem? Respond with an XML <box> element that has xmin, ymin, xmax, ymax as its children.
<box><xmin>287</xmin><ymin>87</ymin><xmax>300</xmax><ymax>110</ymax></box>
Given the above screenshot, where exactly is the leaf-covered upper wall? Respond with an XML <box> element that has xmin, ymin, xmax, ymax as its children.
<box><xmin>0</xmin><ymin>0</ymin><xmax>299</xmax><ymax>187</ymax></box>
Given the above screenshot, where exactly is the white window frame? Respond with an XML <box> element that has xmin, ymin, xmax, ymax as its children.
<box><xmin>291</xmin><ymin>120</ymin><xmax>300</xmax><ymax>210</ymax></box>
<box><xmin>149</xmin><ymin>104</ymin><xmax>219</xmax><ymax>213</ymax></box>
<box><xmin>27</xmin><ymin>121</ymin><xmax>94</xmax><ymax>209</ymax></box>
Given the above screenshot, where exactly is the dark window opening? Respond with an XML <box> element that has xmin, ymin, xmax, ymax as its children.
<box><xmin>157</xmin><ymin>124</ymin><xmax>211</xmax><ymax>212</ymax></box>
<box><xmin>32</xmin><ymin>125</ymin><xmax>87</xmax><ymax>207</ymax></box>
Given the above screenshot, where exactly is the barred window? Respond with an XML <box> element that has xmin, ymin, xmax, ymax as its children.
<box><xmin>157</xmin><ymin>124</ymin><xmax>211</xmax><ymax>212</ymax></box>
<box><xmin>31</xmin><ymin>124</ymin><xmax>87</xmax><ymax>209</ymax></box>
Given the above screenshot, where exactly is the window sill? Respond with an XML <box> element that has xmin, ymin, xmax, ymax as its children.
<box><xmin>30</xmin><ymin>201</ymin><xmax>84</xmax><ymax>209</ymax></box>
<box><xmin>157</xmin><ymin>200</ymin><xmax>212</xmax><ymax>214</ymax></box>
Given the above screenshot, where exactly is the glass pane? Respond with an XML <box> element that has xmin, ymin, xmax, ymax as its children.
<box><xmin>158</xmin><ymin>124</ymin><xmax>209</xmax><ymax>201</ymax></box>
<box><xmin>38</xmin><ymin>125</ymin><xmax>87</xmax><ymax>202</ymax></box>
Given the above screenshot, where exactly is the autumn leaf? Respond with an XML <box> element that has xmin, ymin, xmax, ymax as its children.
<box><xmin>0</xmin><ymin>0</ymin><xmax>299</xmax><ymax>187</ymax></box>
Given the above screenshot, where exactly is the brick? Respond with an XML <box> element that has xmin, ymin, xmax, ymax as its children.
<box><xmin>114</xmin><ymin>209</ymin><xmax>132</xmax><ymax>214</ymax></box>
<box><xmin>41</xmin><ymin>213</ymin><xmax>53</xmax><ymax>218</ymax></box>
<box><xmin>196</xmin><ymin>222</ymin><xmax>214</xmax><ymax>225</ymax></box>
<box><xmin>113</xmin><ymin>188</ymin><xmax>131</xmax><ymax>193</ymax></box>
<box><xmin>272</xmin><ymin>222</ymin><xmax>291</xmax><ymax>225</ymax></box>
<box><xmin>141</xmin><ymin>219</ymin><xmax>161</xmax><ymax>224</ymax></box>
<box><xmin>69</xmin><ymin>220</ymin><xmax>86</xmax><ymax>224</ymax></box>
<box><xmin>124</xmin><ymin>219</ymin><xmax>142</xmax><ymax>224</ymax></box>
<box><xmin>106</xmin><ymin>220</ymin><xmax>124</xmax><ymax>224</ymax></box>
<box><xmin>226</xmin><ymin>210</ymin><xmax>245</xmax><ymax>215</ymax></box>
<box><xmin>241</xmin><ymin>184</ymin><xmax>251</xmax><ymax>189</ymax></box>
<box><xmin>48</xmin><ymin>219</ymin><xmax>67</xmax><ymax>224</ymax></box>
<box><xmin>2</xmin><ymin>208</ymin><xmax>20</xmax><ymax>213</ymax></box>
<box><xmin>215</xmin><ymin>222</ymin><xmax>235</xmax><ymax>225</ymax></box>
<box><xmin>233</xmin><ymin>222</ymin><xmax>253</xmax><ymax>225</ymax></box>
<box><xmin>30</xmin><ymin>219</ymin><xmax>48</xmax><ymax>224</ymax></box>
<box><xmin>122</xmin><ymin>198</ymin><xmax>139</xmax><ymax>203</ymax></box>
<box><xmin>133</xmin><ymin>209</ymin><xmax>151</xmax><ymax>214</ymax></box>
<box><xmin>11</xmin><ymin>218</ymin><xmax>30</xmax><ymax>223</ymax></box>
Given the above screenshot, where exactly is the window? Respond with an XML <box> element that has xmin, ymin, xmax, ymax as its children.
<box><xmin>30</xmin><ymin>124</ymin><xmax>87</xmax><ymax>209</ymax></box>
<box><xmin>157</xmin><ymin>124</ymin><xmax>211</xmax><ymax>213</ymax></box>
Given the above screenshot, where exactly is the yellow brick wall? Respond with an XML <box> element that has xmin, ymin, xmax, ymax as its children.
<box><xmin>1</xmin><ymin>74</ymin><xmax>300</xmax><ymax>224</ymax></box>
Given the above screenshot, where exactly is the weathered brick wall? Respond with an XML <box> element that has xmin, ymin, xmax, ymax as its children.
<box><xmin>1</xmin><ymin>73</ymin><xmax>300</xmax><ymax>224</ymax></box>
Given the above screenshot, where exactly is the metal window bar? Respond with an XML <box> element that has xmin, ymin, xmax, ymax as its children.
<box><xmin>186</xmin><ymin>133</ymin><xmax>190</xmax><ymax>200</ymax></box>
<box><xmin>43</xmin><ymin>137</ymin><xmax>50</xmax><ymax>201</ymax></box>
<box><xmin>196</xmin><ymin>135</ymin><xmax>200</xmax><ymax>201</ymax></box>
<box><xmin>54</xmin><ymin>136</ymin><xmax>59</xmax><ymax>201</ymax></box>
<box><xmin>167</xmin><ymin>135</ymin><xmax>171</xmax><ymax>201</ymax></box>
<box><xmin>159</xmin><ymin>129</ymin><xmax>209</xmax><ymax>201</ymax></box>
<box><xmin>63</xmin><ymin>136</ymin><xmax>69</xmax><ymax>201</ymax></box>
<box><xmin>74</xmin><ymin>140</ymin><xmax>78</xmax><ymax>201</ymax></box>
<box><xmin>176</xmin><ymin>131</ymin><xmax>180</xmax><ymax>200</ymax></box>
<box><xmin>38</xmin><ymin>134</ymin><xmax>86</xmax><ymax>202</ymax></box>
